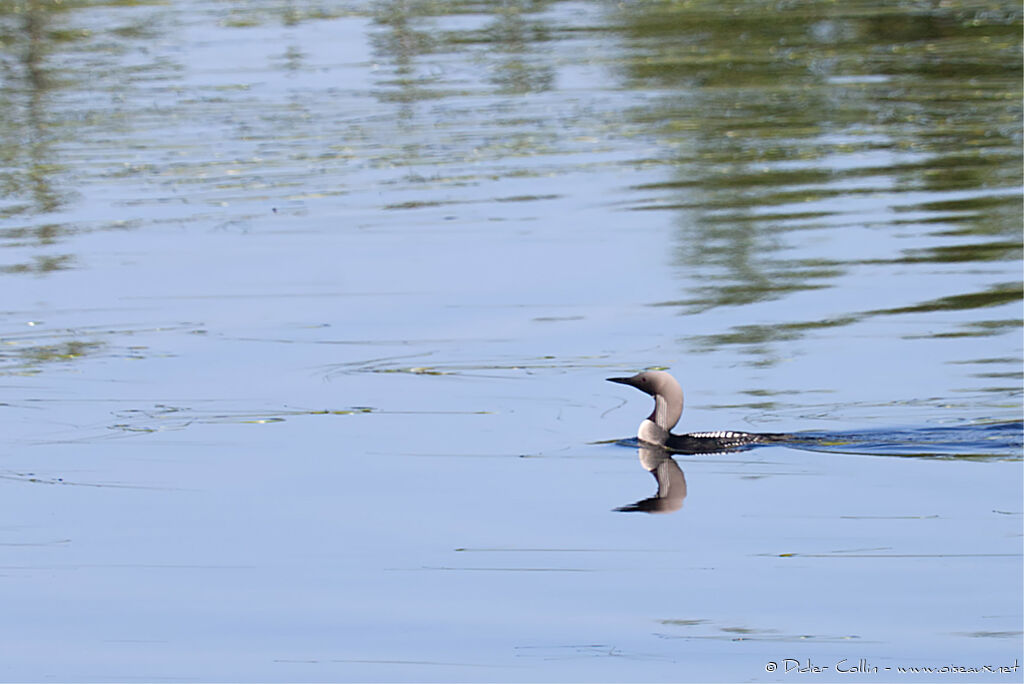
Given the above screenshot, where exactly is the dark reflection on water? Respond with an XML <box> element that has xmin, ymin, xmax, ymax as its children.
<box><xmin>372</xmin><ymin>0</ymin><xmax>557</xmax><ymax>99</ymax></box>
<box><xmin>0</xmin><ymin>0</ymin><xmax>1017</xmax><ymax>396</ymax></box>
<box><xmin>614</xmin><ymin>0</ymin><xmax>1021</xmax><ymax>356</ymax></box>
<box><xmin>615</xmin><ymin>445</ymin><xmax>688</xmax><ymax>514</ymax></box>
<box><xmin>0</xmin><ymin>0</ymin><xmax>1016</xmax><ymax>422</ymax></box>
<box><xmin>0</xmin><ymin>2</ymin><xmax>71</xmax><ymax>221</ymax></box>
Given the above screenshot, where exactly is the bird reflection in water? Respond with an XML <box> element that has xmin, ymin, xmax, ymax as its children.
<box><xmin>614</xmin><ymin>445</ymin><xmax>687</xmax><ymax>514</ymax></box>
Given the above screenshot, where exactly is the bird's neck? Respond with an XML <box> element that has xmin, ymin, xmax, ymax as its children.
<box><xmin>648</xmin><ymin>394</ymin><xmax>679</xmax><ymax>431</ymax></box>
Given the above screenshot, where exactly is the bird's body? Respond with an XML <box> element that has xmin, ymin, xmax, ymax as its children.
<box><xmin>607</xmin><ymin>370</ymin><xmax>789</xmax><ymax>453</ymax></box>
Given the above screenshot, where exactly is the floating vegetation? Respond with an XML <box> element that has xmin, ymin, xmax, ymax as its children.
<box><xmin>101</xmin><ymin>403</ymin><xmax>489</xmax><ymax>437</ymax></box>
<box><xmin>957</xmin><ymin>631</ymin><xmax>1024</xmax><ymax>639</ymax></box>
<box><xmin>0</xmin><ymin>469</ymin><xmax>167</xmax><ymax>490</ymax></box>
<box><xmin>0</xmin><ymin>254</ymin><xmax>74</xmax><ymax>274</ymax></box>
<box><xmin>320</xmin><ymin>353</ymin><xmax>617</xmax><ymax>380</ymax></box>
<box><xmin>0</xmin><ymin>338</ymin><xmax>103</xmax><ymax>374</ymax></box>
<box><xmin>654</xmin><ymin>619</ymin><xmax>862</xmax><ymax>643</ymax></box>
<box><xmin>106</xmin><ymin>404</ymin><xmax>379</xmax><ymax>435</ymax></box>
<box><xmin>513</xmin><ymin>643</ymin><xmax>672</xmax><ymax>661</ymax></box>
<box><xmin>658</xmin><ymin>619</ymin><xmax>708</xmax><ymax>627</ymax></box>
<box><xmin>0</xmin><ymin>322</ymin><xmax>197</xmax><ymax>375</ymax></box>
<box><xmin>23</xmin><ymin>339</ymin><xmax>100</xmax><ymax>363</ymax></box>
<box><xmin>767</xmin><ymin>551</ymin><xmax>1017</xmax><ymax>559</ymax></box>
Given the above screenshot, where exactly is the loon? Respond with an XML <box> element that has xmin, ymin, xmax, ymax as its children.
<box><xmin>607</xmin><ymin>370</ymin><xmax>789</xmax><ymax>453</ymax></box>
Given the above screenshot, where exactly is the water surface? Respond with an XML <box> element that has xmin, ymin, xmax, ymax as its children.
<box><xmin>1</xmin><ymin>0</ymin><xmax>1021</xmax><ymax>681</ymax></box>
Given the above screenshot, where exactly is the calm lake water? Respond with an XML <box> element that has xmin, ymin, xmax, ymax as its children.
<box><xmin>1</xmin><ymin>0</ymin><xmax>1021</xmax><ymax>682</ymax></box>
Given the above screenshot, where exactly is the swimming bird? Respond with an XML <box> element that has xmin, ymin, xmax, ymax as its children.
<box><xmin>607</xmin><ymin>370</ymin><xmax>789</xmax><ymax>453</ymax></box>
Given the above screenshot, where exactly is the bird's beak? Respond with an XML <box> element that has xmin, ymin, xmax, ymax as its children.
<box><xmin>607</xmin><ymin>376</ymin><xmax>634</xmax><ymax>386</ymax></box>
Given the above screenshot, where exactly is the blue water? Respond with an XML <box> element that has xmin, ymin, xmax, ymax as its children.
<box><xmin>1</xmin><ymin>1</ymin><xmax>1021</xmax><ymax>682</ymax></box>
<box><xmin>797</xmin><ymin>421</ymin><xmax>1024</xmax><ymax>460</ymax></box>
